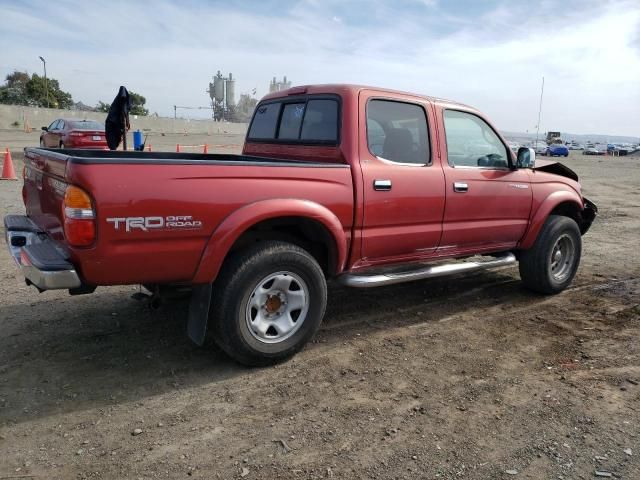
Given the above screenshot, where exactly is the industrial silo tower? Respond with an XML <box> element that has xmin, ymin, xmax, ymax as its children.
<box><xmin>269</xmin><ymin>76</ymin><xmax>291</xmax><ymax>93</ymax></box>
<box><xmin>213</xmin><ymin>71</ymin><xmax>225</xmax><ymax>103</ymax></box>
<box><xmin>225</xmin><ymin>73</ymin><xmax>235</xmax><ymax>107</ymax></box>
<box><xmin>207</xmin><ymin>70</ymin><xmax>236</xmax><ymax>121</ymax></box>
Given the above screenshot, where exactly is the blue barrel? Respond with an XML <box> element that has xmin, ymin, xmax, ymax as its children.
<box><xmin>133</xmin><ymin>130</ymin><xmax>143</xmax><ymax>151</ymax></box>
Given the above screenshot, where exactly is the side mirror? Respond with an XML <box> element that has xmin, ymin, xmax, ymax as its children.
<box><xmin>516</xmin><ymin>147</ymin><xmax>536</xmax><ymax>169</ymax></box>
<box><xmin>41</xmin><ymin>126</ymin><xmax>48</xmax><ymax>131</ymax></box>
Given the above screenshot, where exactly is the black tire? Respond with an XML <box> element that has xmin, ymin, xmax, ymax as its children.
<box><xmin>519</xmin><ymin>215</ymin><xmax>581</xmax><ymax>294</ymax></box>
<box><xmin>210</xmin><ymin>241</ymin><xmax>327</xmax><ymax>366</ymax></box>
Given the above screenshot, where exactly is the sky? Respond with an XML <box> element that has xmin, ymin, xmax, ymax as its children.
<box><xmin>1</xmin><ymin>0</ymin><xmax>639</xmax><ymax>136</ymax></box>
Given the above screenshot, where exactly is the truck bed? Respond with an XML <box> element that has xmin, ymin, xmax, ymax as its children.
<box><xmin>32</xmin><ymin>148</ymin><xmax>349</xmax><ymax>166</ymax></box>
<box><xmin>22</xmin><ymin>148</ymin><xmax>354</xmax><ymax>286</ymax></box>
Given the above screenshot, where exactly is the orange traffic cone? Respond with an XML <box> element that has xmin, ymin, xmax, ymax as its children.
<box><xmin>203</xmin><ymin>144</ymin><xmax>208</xmax><ymax>154</ymax></box>
<box><xmin>176</xmin><ymin>144</ymin><xmax>181</xmax><ymax>153</ymax></box>
<box><xmin>1</xmin><ymin>148</ymin><xmax>18</xmax><ymax>181</ymax></box>
<box><xmin>146</xmin><ymin>144</ymin><xmax>152</xmax><ymax>152</ymax></box>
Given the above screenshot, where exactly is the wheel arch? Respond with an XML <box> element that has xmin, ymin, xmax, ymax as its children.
<box><xmin>519</xmin><ymin>191</ymin><xmax>583</xmax><ymax>250</ymax></box>
<box><xmin>192</xmin><ymin>199</ymin><xmax>349</xmax><ymax>283</ymax></box>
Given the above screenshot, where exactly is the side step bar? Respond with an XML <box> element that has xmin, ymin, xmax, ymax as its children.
<box><xmin>338</xmin><ymin>253</ymin><xmax>517</xmax><ymax>288</ymax></box>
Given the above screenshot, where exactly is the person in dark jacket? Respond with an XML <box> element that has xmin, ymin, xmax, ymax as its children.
<box><xmin>105</xmin><ymin>86</ymin><xmax>132</xmax><ymax>150</ymax></box>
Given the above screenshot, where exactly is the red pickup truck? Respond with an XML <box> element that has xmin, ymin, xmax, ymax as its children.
<box><xmin>5</xmin><ymin>84</ymin><xmax>596</xmax><ymax>365</ymax></box>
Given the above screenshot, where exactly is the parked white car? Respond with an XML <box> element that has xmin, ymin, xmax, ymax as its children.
<box><xmin>533</xmin><ymin>142</ymin><xmax>548</xmax><ymax>155</ymax></box>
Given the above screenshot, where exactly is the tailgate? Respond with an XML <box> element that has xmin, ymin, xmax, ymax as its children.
<box><xmin>23</xmin><ymin>148</ymin><xmax>70</xmax><ymax>243</ymax></box>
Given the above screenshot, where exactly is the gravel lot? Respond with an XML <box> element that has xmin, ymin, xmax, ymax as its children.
<box><xmin>0</xmin><ymin>135</ymin><xmax>638</xmax><ymax>479</ymax></box>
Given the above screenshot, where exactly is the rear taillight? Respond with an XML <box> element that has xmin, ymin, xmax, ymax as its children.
<box><xmin>63</xmin><ymin>185</ymin><xmax>96</xmax><ymax>247</ymax></box>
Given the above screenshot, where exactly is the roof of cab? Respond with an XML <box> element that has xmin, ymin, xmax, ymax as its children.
<box><xmin>260</xmin><ymin>84</ymin><xmax>477</xmax><ymax>112</ymax></box>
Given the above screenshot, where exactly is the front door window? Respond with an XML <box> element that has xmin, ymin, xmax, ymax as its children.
<box><xmin>443</xmin><ymin>110</ymin><xmax>509</xmax><ymax>168</ymax></box>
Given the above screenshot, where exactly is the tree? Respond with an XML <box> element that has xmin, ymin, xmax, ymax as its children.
<box><xmin>26</xmin><ymin>74</ymin><xmax>73</xmax><ymax>109</ymax></box>
<box><xmin>0</xmin><ymin>70</ymin><xmax>73</xmax><ymax>108</ymax></box>
<box><xmin>96</xmin><ymin>90</ymin><xmax>149</xmax><ymax>116</ymax></box>
<box><xmin>129</xmin><ymin>91</ymin><xmax>148</xmax><ymax>116</ymax></box>
<box><xmin>0</xmin><ymin>71</ymin><xmax>30</xmax><ymax>105</ymax></box>
<box><xmin>96</xmin><ymin>101</ymin><xmax>110</xmax><ymax>113</ymax></box>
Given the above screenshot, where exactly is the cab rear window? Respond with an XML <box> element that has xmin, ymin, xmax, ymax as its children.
<box><xmin>248</xmin><ymin>103</ymin><xmax>280</xmax><ymax>139</ymax></box>
<box><xmin>247</xmin><ymin>96</ymin><xmax>339</xmax><ymax>144</ymax></box>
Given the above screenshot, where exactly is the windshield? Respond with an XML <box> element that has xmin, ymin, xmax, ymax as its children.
<box><xmin>71</xmin><ymin>120</ymin><xmax>104</xmax><ymax>130</ymax></box>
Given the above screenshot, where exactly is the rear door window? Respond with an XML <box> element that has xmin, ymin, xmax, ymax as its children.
<box><xmin>366</xmin><ymin>100</ymin><xmax>430</xmax><ymax>164</ymax></box>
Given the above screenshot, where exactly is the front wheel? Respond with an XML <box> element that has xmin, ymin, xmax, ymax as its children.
<box><xmin>210</xmin><ymin>241</ymin><xmax>327</xmax><ymax>366</ymax></box>
<box><xmin>519</xmin><ymin>215</ymin><xmax>582</xmax><ymax>294</ymax></box>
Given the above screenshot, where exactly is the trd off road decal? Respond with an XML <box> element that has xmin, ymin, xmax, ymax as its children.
<box><xmin>106</xmin><ymin>216</ymin><xmax>203</xmax><ymax>232</ymax></box>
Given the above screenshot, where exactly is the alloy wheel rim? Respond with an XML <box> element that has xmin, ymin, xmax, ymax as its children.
<box><xmin>245</xmin><ymin>271</ymin><xmax>309</xmax><ymax>344</ymax></box>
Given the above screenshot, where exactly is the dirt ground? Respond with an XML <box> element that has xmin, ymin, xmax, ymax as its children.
<box><xmin>0</xmin><ymin>135</ymin><xmax>638</xmax><ymax>479</ymax></box>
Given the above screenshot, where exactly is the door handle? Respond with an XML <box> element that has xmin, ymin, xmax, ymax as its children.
<box><xmin>453</xmin><ymin>182</ymin><xmax>468</xmax><ymax>193</ymax></box>
<box><xmin>374</xmin><ymin>179</ymin><xmax>392</xmax><ymax>191</ymax></box>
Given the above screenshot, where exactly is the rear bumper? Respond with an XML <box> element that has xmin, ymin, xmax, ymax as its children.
<box><xmin>4</xmin><ymin>215</ymin><xmax>81</xmax><ymax>291</ymax></box>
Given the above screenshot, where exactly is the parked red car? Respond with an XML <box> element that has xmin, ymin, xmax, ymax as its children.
<box><xmin>39</xmin><ymin>118</ymin><xmax>107</xmax><ymax>149</ymax></box>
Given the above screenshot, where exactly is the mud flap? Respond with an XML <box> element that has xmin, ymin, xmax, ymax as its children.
<box><xmin>187</xmin><ymin>283</ymin><xmax>212</xmax><ymax>346</ymax></box>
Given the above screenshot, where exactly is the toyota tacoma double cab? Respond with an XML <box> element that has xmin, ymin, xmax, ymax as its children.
<box><xmin>4</xmin><ymin>84</ymin><xmax>597</xmax><ymax>365</ymax></box>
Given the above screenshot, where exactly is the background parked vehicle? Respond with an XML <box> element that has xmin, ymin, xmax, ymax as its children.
<box><xmin>583</xmin><ymin>147</ymin><xmax>604</xmax><ymax>155</ymax></box>
<box><xmin>40</xmin><ymin>119</ymin><xmax>107</xmax><ymax>149</ymax></box>
<box><xmin>532</xmin><ymin>141</ymin><xmax>549</xmax><ymax>155</ymax></box>
<box><xmin>546</xmin><ymin>143</ymin><xmax>569</xmax><ymax>157</ymax></box>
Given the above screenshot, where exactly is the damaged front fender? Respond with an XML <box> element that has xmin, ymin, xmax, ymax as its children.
<box><xmin>533</xmin><ymin>160</ymin><xmax>579</xmax><ymax>182</ymax></box>
<box><xmin>580</xmin><ymin>197</ymin><xmax>598</xmax><ymax>235</ymax></box>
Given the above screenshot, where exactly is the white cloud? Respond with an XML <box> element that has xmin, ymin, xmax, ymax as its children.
<box><xmin>0</xmin><ymin>0</ymin><xmax>638</xmax><ymax>136</ymax></box>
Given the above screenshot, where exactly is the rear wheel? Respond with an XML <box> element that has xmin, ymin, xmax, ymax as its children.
<box><xmin>210</xmin><ymin>241</ymin><xmax>327</xmax><ymax>366</ymax></box>
<box><xmin>519</xmin><ymin>215</ymin><xmax>581</xmax><ymax>294</ymax></box>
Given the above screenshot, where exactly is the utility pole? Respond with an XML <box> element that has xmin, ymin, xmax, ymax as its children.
<box><xmin>535</xmin><ymin>76</ymin><xmax>544</xmax><ymax>145</ymax></box>
<box><xmin>38</xmin><ymin>56</ymin><xmax>49</xmax><ymax>108</ymax></box>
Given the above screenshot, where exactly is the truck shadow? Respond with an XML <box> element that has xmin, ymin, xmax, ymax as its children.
<box><xmin>0</xmin><ymin>268</ymin><xmax>553</xmax><ymax>425</ymax></box>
